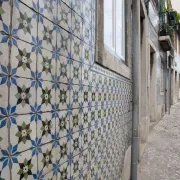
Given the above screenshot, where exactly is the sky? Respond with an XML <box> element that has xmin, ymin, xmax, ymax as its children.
<box><xmin>171</xmin><ymin>0</ymin><xmax>180</xmax><ymax>12</ymax></box>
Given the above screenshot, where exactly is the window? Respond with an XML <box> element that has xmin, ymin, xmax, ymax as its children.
<box><xmin>104</xmin><ymin>0</ymin><xmax>125</xmax><ymax>61</ymax></box>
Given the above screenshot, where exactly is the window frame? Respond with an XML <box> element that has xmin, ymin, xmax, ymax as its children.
<box><xmin>95</xmin><ymin>0</ymin><xmax>131</xmax><ymax>79</ymax></box>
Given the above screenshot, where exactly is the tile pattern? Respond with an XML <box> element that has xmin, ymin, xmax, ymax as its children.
<box><xmin>0</xmin><ymin>0</ymin><xmax>132</xmax><ymax>179</ymax></box>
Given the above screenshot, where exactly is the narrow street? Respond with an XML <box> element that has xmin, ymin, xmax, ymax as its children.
<box><xmin>139</xmin><ymin>102</ymin><xmax>180</xmax><ymax>180</ymax></box>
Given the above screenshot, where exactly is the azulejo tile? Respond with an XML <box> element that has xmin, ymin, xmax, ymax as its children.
<box><xmin>0</xmin><ymin>156</ymin><xmax>10</xmax><ymax>180</ymax></box>
<box><xmin>56</xmin><ymin>110</ymin><xmax>69</xmax><ymax>139</ymax></box>
<box><xmin>71</xmin><ymin>131</ymin><xmax>82</xmax><ymax>157</ymax></box>
<box><xmin>81</xmin><ymin>127</ymin><xmax>90</xmax><ymax>150</ymax></box>
<box><xmin>11</xmin><ymin>149</ymin><xmax>37</xmax><ymax>180</ymax></box>
<box><xmin>38</xmin><ymin>16</ymin><xmax>57</xmax><ymax>52</ymax></box>
<box><xmin>57</xmin><ymin>162</ymin><xmax>71</xmax><ymax>180</ymax></box>
<box><xmin>71</xmin><ymin>60</ymin><xmax>82</xmax><ymax>85</ymax></box>
<box><xmin>56</xmin><ymin>136</ymin><xmax>70</xmax><ymax>165</ymax></box>
<box><xmin>37</xmin><ymin>48</ymin><xmax>56</xmax><ymax>81</ymax></box>
<box><xmin>71</xmin><ymin>35</ymin><xmax>82</xmax><ymax>62</ymax></box>
<box><xmin>37</xmin><ymin>112</ymin><xmax>56</xmax><ymax>145</ymax></box>
<box><xmin>11</xmin><ymin>39</ymin><xmax>36</xmax><ymax>79</ymax></box>
<box><xmin>82</xmin><ymin>85</ymin><xmax>91</xmax><ymax>107</ymax></box>
<box><xmin>56</xmin><ymin>83</ymin><xmax>70</xmax><ymax>110</ymax></box>
<box><xmin>82</xmin><ymin>43</ymin><xmax>92</xmax><ymax>66</ymax></box>
<box><xmin>12</xmin><ymin>1</ymin><xmax>38</xmax><ymax>44</ymax></box>
<box><xmin>83</xmin><ymin>21</ymin><xmax>92</xmax><ymax>45</ymax></box>
<box><xmin>56</xmin><ymin>55</ymin><xmax>71</xmax><ymax>84</ymax></box>
<box><xmin>10</xmin><ymin>114</ymin><xmax>36</xmax><ymax>153</ymax></box>
<box><xmin>43</xmin><ymin>170</ymin><xmax>57</xmax><ymax>180</ymax></box>
<box><xmin>81</xmin><ymin>107</ymin><xmax>91</xmax><ymax>129</ymax></box>
<box><xmin>72</xmin><ymin>0</ymin><xmax>82</xmax><ymax>17</ymax></box>
<box><xmin>71</xmin><ymin>154</ymin><xmax>82</xmax><ymax>179</ymax></box>
<box><xmin>72</xmin><ymin>11</ymin><xmax>83</xmax><ymax>39</ymax></box>
<box><xmin>70</xmin><ymin>85</ymin><xmax>82</xmax><ymax>109</ymax></box>
<box><xmin>82</xmin><ymin>0</ymin><xmax>91</xmax><ymax>24</ymax></box>
<box><xmin>0</xmin><ymin>0</ymin><xmax>11</xmax><ymax>33</ymax></box>
<box><xmin>57</xmin><ymin>1</ymin><xmax>71</xmax><ymax>32</ymax></box>
<box><xmin>20</xmin><ymin>0</ymin><xmax>39</xmax><ymax>11</ymax></box>
<box><xmin>70</xmin><ymin>108</ymin><xmax>82</xmax><ymax>133</ymax></box>
<box><xmin>38</xmin><ymin>143</ymin><xmax>56</xmax><ymax>176</ymax></box>
<box><xmin>57</xmin><ymin>27</ymin><xmax>71</xmax><ymax>58</ymax></box>
<box><xmin>82</xmin><ymin>63</ymin><xmax>92</xmax><ymax>86</ymax></box>
<box><xmin>9</xmin><ymin>77</ymin><xmax>36</xmax><ymax>114</ymax></box>
<box><xmin>37</xmin><ymin>80</ymin><xmax>55</xmax><ymax>112</ymax></box>
<box><xmin>39</xmin><ymin>0</ymin><xmax>57</xmax><ymax>22</ymax></box>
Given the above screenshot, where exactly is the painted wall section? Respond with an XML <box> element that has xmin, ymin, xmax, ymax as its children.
<box><xmin>0</xmin><ymin>0</ymin><xmax>132</xmax><ymax>179</ymax></box>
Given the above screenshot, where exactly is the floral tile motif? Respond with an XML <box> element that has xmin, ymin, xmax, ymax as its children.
<box><xmin>82</xmin><ymin>85</ymin><xmax>91</xmax><ymax>108</ymax></box>
<box><xmin>56</xmin><ymin>83</ymin><xmax>70</xmax><ymax>110</ymax></box>
<box><xmin>71</xmin><ymin>154</ymin><xmax>82</xmax><ymax>179</ymax></box>
<box><xmin>83</xmin><ymin>22</ymin><xmax>92</xmax><ymax>45</ymax></box>
<box><xmin>72</xmin><ymin>0</ymin><xmax>82</xmax><ymax>17</ymax></box>
<box><xmin>10</xmin><ymin>114</ymin><xmax>36</xmax><ymax>153</ymax></box>
<box><xmin>0</xmin><ymin>0</ymin><xmax>11</xmax><ymax>33</ymax></box>
<box><xmin>57</xmin><ymin>162</ymin><xmax>71</xmax><ymax>180</ymax></box>
<box><xmin>20</xmin><ymin>0</ymin><xmax>39</xmax><ymax>11</ymax></box>
<box><xmin>71</xmin><ymin>60</ymin><xmax>82</xmax><ymax>85</ymax></box>
<box><xmin>56</xmin><ymin>136</ymin><xmax>70</xmax><ymax>165</ymax></box>
<box><xmin>37</xmin><ymin>112</ymin><xmax>56</xmax><ymax>145</ymax></box>
<box><xmin>70</xmin><ymin>108</ymin><xmax>82</xmax><ymax>133</ymax></box>
<box><xmin>10</xmin><ymin>77</ymin><xmax>36</xmax><ymax>114</ymax></box>
<box><xmin>37</xmin><ymin>80</ymin><xmax>55</xmax><ymax>112</ymax></box>
<box><xmin>38</xmin><ymin>16</ymin><xmax>56</xmax><ymax>52</ymax></box>
<box><xmin>0</xmin><ymin>81</ymin><xmax>8</xmax><ymax>113</ymax></box>
<box><xmin>39</xmin><ymin>0</ymin><xmax>57</xmax><ymax>22</ymax></box>
<box><xmin>71</xmin><ymin>131</ymin><xmax>82</xmax><ymax>157</ymax></box>
<box><xmin>56</xmin><ymin>55</ymin><xmax>71</xmax><ymax>84</ymax></box>
<box><xmin>56</xmin><ymin>110</ymin><xmax>69</xmax><ymax>139</ymax></box>
<box><xmin>70</xmin><ymin>85</ymin><xmax>82</xmax><ymax>109</ymax></box>
<box><xmin>81</xmin><ymin>107</ymin><xmax>91</xmax><ymax>129</ymax></box>
<box><xmin>82</xmin><ymin>0</ymin><xmax>91</xmax><ymax>24</ymax></box>
<box><xmin>72</xmin><ymin>11</ymin><xmax>83</xmax><ymax>39</ymax></box>
<box><xmin>11</xmin><ymin>39</ymin><xmax>36</xmax><ymax>79</ymax></box>
<box><xmin>81</xmin><ymin>127</ymin><xmax>90</xmax><ymax>150</ymax></box>
<box><xmin>0</xmin><ymin>159</ymin><xmax>10</xmax><ymax>180</ymax></box>
<box><xmin>57</xmin><ymin>27</ymin><xmax>71</xmax><ymax>58</ymax></box>
<box><xmin>11</xmin><ymin>149</ymin><xmax>37</xmax><ymax>180</ymax></box>
<box><xmin>38</xmin><ymin>143</ymin><xmax>56</xmax><ymax>176</ymax></box>
<box><xmin>88</xmin><ymin>124</ymin><xmax>95</xmax><ymax>145</ymax></box>
<box><xmin>71</xmin><ymin>35</ymin><xmax>82</xmax><ymax>62</ymax></box>
<box><xmin>57</xmin><ymin>1</ymin><xmax>71</xmax><ymax>31</ymax></box>
<box><xmin>37</xmin><ymin>48</ymin><xmax>56</xmax><ymax>81</ymax></box>
<box><xmin>82</xmin><ymin>43</ymin><xmax>92</xmax><ymax>66</ymax></box>
<box><xmin>82</xmin><ymin>63</ymin><xmax>92</xmax><ymax>86</ymax></box>
<box><xmin>0</xmin><ymin>117</ymin><xmax>8</xmax><ymax>151</ymax></box>
<box><xmin>12</xmin><ymin>1</ymin><xmax>38</xmax><ymax>44</ymax></box>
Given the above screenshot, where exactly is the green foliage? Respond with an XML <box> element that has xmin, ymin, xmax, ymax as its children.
<box><xmin>177</xmin><ymin>13</ymin><xmax>180</xmax><ymax>24</ymax></box>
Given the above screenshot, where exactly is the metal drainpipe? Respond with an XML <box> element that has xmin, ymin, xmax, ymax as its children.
<box><xmin>131</xmin><ymin>0</ymin><xmax>140</xmax><ymax>180</ymax></box>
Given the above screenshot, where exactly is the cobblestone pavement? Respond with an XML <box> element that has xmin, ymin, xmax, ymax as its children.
<box><xmin>139</xmin><ymin>102</ymin><xmax>180</xmax><ymax>180</ymax></box>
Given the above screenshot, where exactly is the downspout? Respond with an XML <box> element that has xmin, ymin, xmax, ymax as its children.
<box><xmin>131</xmin><ymin>0</ymin><xmax>140</xmax><ymax>180</ymax></box>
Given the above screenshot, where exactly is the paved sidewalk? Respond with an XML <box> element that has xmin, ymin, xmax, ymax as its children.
<box><xmin>139</xmin><ymin>102</ymin><xmax>180</xmax><ymax>180</ymax></box>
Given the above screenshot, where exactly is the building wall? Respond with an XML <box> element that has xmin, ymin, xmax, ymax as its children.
<box><xmin>0</xmin><ymin>0</ymin><xmax>132</xmax><ymax>179</ymax></box>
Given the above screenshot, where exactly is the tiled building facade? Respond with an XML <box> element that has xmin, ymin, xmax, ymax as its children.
<box><xmin>0</xmin><ymin>0</ymin><xmax>132</xmax><ymax>179</ymax></box>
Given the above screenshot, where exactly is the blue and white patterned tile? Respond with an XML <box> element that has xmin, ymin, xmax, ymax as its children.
<box><xmin>70</xmin><ymin>85</ymin><xmax>82</xmax><ymax>109</ymax></box>
<box><xmin>71</xmin><ymin>60</ymin><xmax>82</xmax><ymax>85</ymax></box>
<box><xmin>0</xmin><ymin>0</ymin><xmax>11</xmax><ymax>33</ymax></box>
<box><xmin>37</xmin><ymin>48</ymin><xmax>56</xmax><ymax>81</ymax></box>
<box><xmin>57</xmin><ymin>0</ymin><xmax>71</xmax><ymax>32</ymax></box>
<box><xmin>57</xmin><ymin>27</ymin><xmax>71</xmax><ymax>58</ymax></box>
<box><xmin>71</xmin><ymin>154</ymin><xmax>82</xmax><ymax>179</ymax></box>
<box><xmin>38</xmin><ymin>16</ymin><xmax>57</xmax><ymax>52</ymax></box>
<box><xmin>0</xmin><ymin>154</ymin><xmax>10</xmax><ymax>180</ymax></box>
<box><xmin>56</xmin><ymin>110</ymin><xmax>69</xmax><ymax>139</ymax></box>
<box><xmin>10</xmin><ymin>114</ymin><xmax>36</xmax><ymax>153</ymax></box>
<box><xmin>56</xmin><ymin>83</ymin><xmax>70</xmax><ymax>110</ymax></box>
<box><xmin>42</xmin><ymin>170</ymin><xmax>57</xmax><ymax>180</ymax></box>
<box><xmin>82</xmin><ymin>63</ymin><xmax>92</xmax><ymax>86</ymax></box>
<box><xmin>82</xmin><ymin>43</ymin><xmax>92</xmax><ymax>66</ymax></box>
<box><xmin>71</xmin><ymin>131</ymin><xmax>82</xmax><ymax>157</ymax></box>
<box><xmin>72</xmin><ymin>11</ymin><xmax>83</xmax><ymax>39</ymax></box>
<box><xmin>81</xmin><ymin>107</ymin><xmax>91</xmax><ymax>129</ymax></box>
<box><xmin>9</xmin><ymin>77</ymin><xmax>36</xmax><ymax>114</ymax></box>
<box><xmin>56</xmin><ymin>55</ymin><xmax>71</xmax><ymax>84</ymax></box>
<box><xmin>83</xmin><ymin>21</ymin><xmax>92</xmax><ymax>45</ymax></box>
<box><xmin>37</xmin><ymin>80</ymin><xmax>55</xmax><ymax>112</ymax></box>
<box><xmin>0</xmin><ymin>35</ymin><xmax>9</xmax><ymax>113</ymax></box>
<box><xmin>56</xmin><ymin>136</ymin><xmax>71</xmax><ymax>165</ymax></box>
<box><xmin>81</xmin><ymin>127</ymin><xmax>90</xmax><ymax>150</ymax></box>
<box><xmin>39</xmin><ymin>0</ymin><xmax>57</xmax><ymax>22</ymax></box>
<box><xmin>71</xmin><ymin>35</ymin><xmax>82</xmax><ymax>62</ymax></box>
<box><xmin>70</xmin><ymin>108</ymin><xmax>82</xmax><ymax>133</ymax></box>
<box><xmin>57</xmin><ymin>162</ymin><xmax>71</xmax><ymax>180</ymax></box>
<box><xmin>37</xmin><ymin>112</ymin><xmax>56</xmax><ymax>145</ymax></box>
<box><xmin>11</xmin><ymin>39</ymin><xmax>36</xmax><ymax>79</ymax></box>
<box><xmin>88</xmin><ymin>124</ymin><xmax>95</xmax><ymax>145</ymax></box>
<box><xmin>20</xmin><ymin>0</ymin><xmax>39</xmax><ymax>11</ymax></box>
<box><xmin>12</xmin><ymin>1</ymin><xmax>38</xmax><ymax>44</ymax></box>
<box><xmin>82</xmin><ymin>85</ymin><xmax>91</xmax><ymax>108</ymax></box>
<box><xmin>11</xmin><ymin>149</ymin><xmax>37</xmax><ymax>180</ymax></box>
<box><xmin>38</xmin><ymin>143</ymin><xmax>56</xmax><ymax>176</ymax></box>
<box><xmin>82</xmin><ymin>0</ymin><xmax>91</xmax><ymax>24</ymax></box>
<box><xmin>72</xmin><ymin>0</ymin><xmax>82</xmax><ymax>17</ymax></box>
